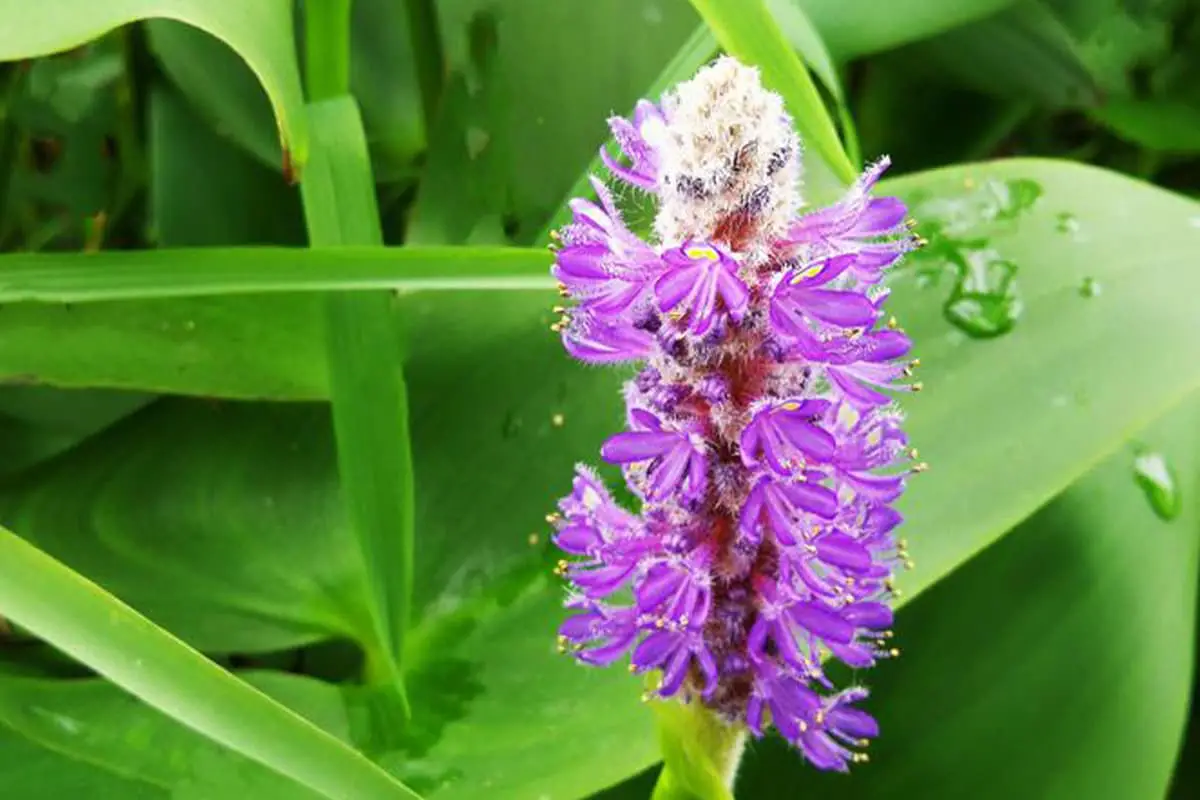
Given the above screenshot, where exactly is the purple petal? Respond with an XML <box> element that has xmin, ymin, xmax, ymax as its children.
<box><xmin>793</xmin><ymin>288</ymin><xmax>879</xmax><ymax>327</ymax></box>
<box><xmin>601</xmin><ymin>430</ymin><xmax>679</xmax><ymax>463</ymax></box>
<box><xmin>813</xmin><ymin>533</ymin><xmax>872</xmax><ymax>571</ymax></box>
<box><xmin>789</xmin><ymin>601</ymin><xmax>856</xmax><ymax>644</ymax></box>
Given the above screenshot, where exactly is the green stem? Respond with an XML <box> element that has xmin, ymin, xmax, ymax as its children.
<box><xmin>650</xmin><ymin>700</ymin><xmax>748</xmax><ymax>800</ymax></box>
<box><xmin>305</xmin><ymin>0</ymin><xmax>353</xmax><ymax>101</ymax></box>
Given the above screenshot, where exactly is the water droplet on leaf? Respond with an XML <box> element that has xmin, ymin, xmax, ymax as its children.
<box><xmin>942</xmin><ymin>254</ymin><xmax>1022</xmax><ymax>338</ymax></box>
<box><xmin>1132</xmin><ymin>451</ymin><xmax>1181</xmax><ymax>521</ymax></box>
<box><xmin>1079</xmin><ymin>277</ymin><xmax>1101</xmax><ymax>298</ymax></box>
<box><xmin>943</xmin><ymin>292</ymin><xmax>1022</xmax><ymax>338</ymax></box>
<box><xmin>1055</xmin><ymin>212</ymin><xmax>1079</xmax><ymax>235</ymax></box>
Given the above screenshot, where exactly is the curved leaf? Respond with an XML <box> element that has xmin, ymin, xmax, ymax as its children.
<box><xmin>0</xmin><ymin>0</ymin><xmax>308</xmax><ymax>164</ymax></box>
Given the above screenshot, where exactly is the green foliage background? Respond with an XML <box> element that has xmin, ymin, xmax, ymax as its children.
<box><xmin>0</xmin><ymin>0</ymin><xmax>1199</xmax><ymax>798</ymax></box>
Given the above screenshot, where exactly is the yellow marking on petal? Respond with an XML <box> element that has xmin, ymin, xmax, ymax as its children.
<box><xmin>781</xmin><ymin>401</ymin><xmax>801</xmax><ymax>411</ymax></box>
<box><xmin>684</xmin><ymin>245</ymin><xmax>720</xmax><ymax>261</ymax></box>
<box><xmin>789</xmin><ymin>262</ymin><xmax>826</xmax><ymax>284</ymax></box>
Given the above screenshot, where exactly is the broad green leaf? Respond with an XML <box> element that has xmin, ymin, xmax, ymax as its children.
<box><xmin>734</xmin><ymin>400</ymin><xmax>1199</xmax><ymax>797</ymax></box>
<box><xmin>0</xmin><ymin>386</ymin><xmax>151</xmax><ymax>479</ymax></box>
<box><xmin>0</xmin><ymin>383</ymin><xmax>660</xmax><ymax>797</ymax></box>
<box><xmin>0</xmin><ymin>0</ymin><xmax>308</xmax><ymax>165</ymax></box>
<box><xmin>432</xmin><ymin>0</ymin><xmax>698</xmax><ymax>238</ymax></box>
<box><xmin>687</xmin><ymin>0</ymin><xmax>854</xmax><ymax>183</ymax></box>
<box><xmin>346</xmin><ymin>0</ymin><xmax>426</xmax><ymax>178</ymax></box>
<box><xmin>0</xmin><ymin>672</ymin><xmax>355</xmax><ymax>798</ymax></box>
<box><xmin>146</xmin><ymin>19</ymin><xmax>282</xmax><ymax>170</ymax></box>
<box><xmin>0</xmin><ymin>399</ymin><xmax>375</xmax><ymax>653</ymax></box>
<box><xmin>148</xmin><ymin>83</ymin><xmax>305</xmax><ymax>247</ymax></box>
<box><xmin>1090</xmin><ymin>98</ymin><xmax>1200</xmax><ymax>153</ymax></box>
<box><xmin>797</xmin><ymin>0</ymin><xmax>1018</xmax><ymax>58</ymax></box>
<box><xmin>912</xmin><ymin>0</ymin><xmax>1101</xmax><ymax>107</ymax></box>
<box><xmin>0</xmin><ymin>525</ymin><xmax>420</xmax><ymax>799</ymax></box>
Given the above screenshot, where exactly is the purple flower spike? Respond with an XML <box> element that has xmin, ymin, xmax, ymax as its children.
<box><xmin>548</xmin><ymin>56</ymin><xmax>922</xmax><ymax>774</ymax></box>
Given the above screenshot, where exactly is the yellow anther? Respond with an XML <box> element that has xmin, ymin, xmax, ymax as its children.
<box><xmin>546</xmin><ymin>512</ymin><xmax>561</xmax><ymax>523</ymax></box>
<box><xmin>913</xmin><ymin>462</ymin><xmax>929</xmax><ymax>473</ymax></box>
<box><xmin>910</xmin><ymin>358</ymin><xmax>921</xmax><ymax>368</ymax></box>
<box><xmin>550</xmin><ymin>322</ymin><xmax>566</xmax><ymax>333</ymax></box>
<box><xmin>886</xmin><ymin>316</ymin><xmax>899</xmax><ymax>329</ymax></box>
<box><xmin>552</xmin><ymin>305</ymin><xmax>568</xmax><ymax>314</ymax></box>
<box><xmin>549</xmin><ymin>230</ymin><xmax>561</xmax><ymax>241</ymax></box>
<box><xmin>903</xmin><ymin>558</ymin><xmax>916</xmax><ymax>570</ymax></box>
<box><xmin>889</xmin><ymin>647</ymin><xmax>901</xmax><ymax>658</ymax></box>
<box><xmin>557</xmin><ymin>283</ymin><xmax>570</xmax><ymax>297</ymax></box>
<box><xmin>911</xmin><ymin>382</ymin><xmax>924</xmax><ymax>392</ymax></box>
<box><xmin>908</xmin><ymin>448</ymin><xmax>920</xmax><ymax>459</ymax></box>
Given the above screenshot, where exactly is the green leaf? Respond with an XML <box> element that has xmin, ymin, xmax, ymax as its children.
<box><xmin>0</xmin><ymin>386</ymin><xmax>150</xmax><ymax>479</ymax></box>
<box><xmin>0</xmin><ymin>246</ymin><xmax>551</xmax><ymax>303</ymax></box>
<box><xmin>911</xmin><ymin>1</ymin><xmax>1102</xmax><ymax>108</ymax></box>
<box><xmin>0</xmin><ymin>525</ymin><xmax>421</xmax><ymax>799</ymax></box>
<box><xmin>146</xmin><ymin>19</ymin><xmax>282</xmax><ymax>171</ymax></box>
<box><xmin>0</xmin><ymin>399</ymin><xmax>375</xmax><ymax>654</ymax></box>
<box><xmin>0</xmin><ymin>0</ymin><xmax>308</xmax><ymax>165</ymax></box>
<box><xmin>686</xmin><ymin>0</ymin><xmax>854</xmax><ymax>183</ymax></box>
<box><xmin>348</xmin><ymin>0</ymin><xmax>427</xmax><ymax>178</ymax></box>
<box><xmin>734</xmin><ymin>400</ymin><xmax>1200</xmax><ymax>797</ymax></box>
<box><xmin>301</xmin><ymin>96</ymin><xmax>414</xmax><ymax>700</ymax></box>
<box><xmin>797</xmin><ymin>0</ymin><xmax>1019</xmax><ymax>58</ymax></box>
<box><xmin>430</xmin><ymin>0</ymin><xmax>699</xmax><ymax>239</ymax></box>
<box><xmin>1090</xmin><ymin>98</ymin><xmax>1200</xmax><ymax>153</ymax></box>
<box><xmin>0</xmin><ymin>672</ymin><xmax>358</xmax><ymax>798</ymax></box>
<box><xmin>148</xmin><ymin>82</ymin><xmax>305</xmax><ymax>247</ymax></box>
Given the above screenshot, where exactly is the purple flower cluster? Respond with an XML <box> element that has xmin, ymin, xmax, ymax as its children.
<box><xmin>548</xmin><ymin>57</ymin><xmax>923</xmax><ymax>772</ymax></box>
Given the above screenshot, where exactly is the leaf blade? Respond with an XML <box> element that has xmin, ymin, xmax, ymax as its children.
<box><xmin>0</xmin><ymin>526</ymin><xmax>421</xmax><ymax>800</ymax></box>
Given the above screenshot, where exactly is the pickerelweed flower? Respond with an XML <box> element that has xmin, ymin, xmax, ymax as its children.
<box><xmin>548</xmin><ymin>57</ymin><xmax>924</xmax><ymax>772</ymax></box>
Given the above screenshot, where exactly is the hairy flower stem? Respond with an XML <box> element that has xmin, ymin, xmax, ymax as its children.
<box><xmin>651</xmin><ymin>701</ymin><xmax>748</xmax><ymax>800</ymax></box>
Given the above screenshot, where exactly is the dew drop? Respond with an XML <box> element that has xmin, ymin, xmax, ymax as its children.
<box><xmin>943</xmin><ymin>292</ymin><xmax>1022</xmax><ymax>338</ymax></box>
<box><xmin>942</xmin><ymin>255</ymin><xmax>1022</xmax><ymax>338</ymax></box>
<box><xmin>1078</xmin><ymin>277</ymin><xmax>1101</xmax><ymax>298</ymax></box>
<box><xmin>1055</xmin><ymin>212</ymin><xmax>1079</xmax><ymax>235</ymax></box>
<box><xmin>1132</xmin><ymin>451</ymin><xmax>1181</xmax><ymax>521</ymax></box>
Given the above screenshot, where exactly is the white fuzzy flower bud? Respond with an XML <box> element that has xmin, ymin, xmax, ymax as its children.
<box><xmin>653</xmin><ymin>56</ymin><xmax>803</xmax><ymax>258</ymax></box>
